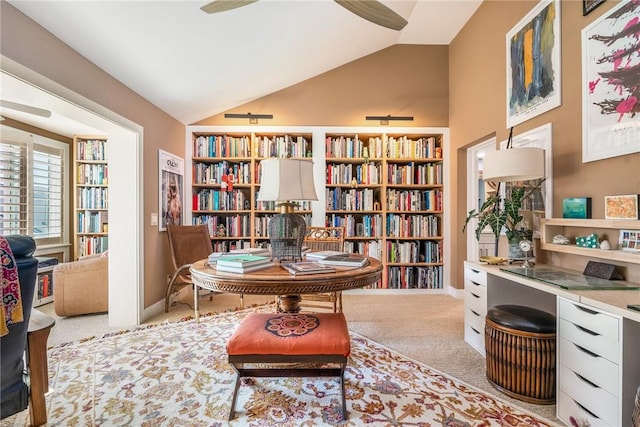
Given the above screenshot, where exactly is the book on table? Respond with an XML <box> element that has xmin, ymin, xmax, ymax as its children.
<box><xmin>215</xmin><ymin>254</ymin><xmax>271</xmax><ymax>268</ymax></box>
<box><xmin>230</xmin><ymin>247</ymin><xmax>271</xmax><ymax>257</ymax></box>
<box><xmin>318</xmin><ymin>254</ymin><xmax>369</xmax><ymax>267</ymax></box>
<box><xmin>215</xmin><ymin>261</ymin><xmax>275</xmax><ymax>273</ymax></box>
<box><xmin>280</xmin><ymin>261</ymin><xmax>336</xmax><ymax>276</ymax></box>
<box><xmin>305</xmin><ymin>250</ymin><xmax>350</xmax><ymax>260</ymax></box>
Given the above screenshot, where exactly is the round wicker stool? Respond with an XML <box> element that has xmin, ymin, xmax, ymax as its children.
<box><xmin>485</xmin><ymin>304</ymin><xmax>556</xmax><ymax>404</ymax></box>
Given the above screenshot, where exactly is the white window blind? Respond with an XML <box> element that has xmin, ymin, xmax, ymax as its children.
<box><xmin>0</xmin><ymin>126</ymin><xmax>68</xmax><ymax>244</ymax></box>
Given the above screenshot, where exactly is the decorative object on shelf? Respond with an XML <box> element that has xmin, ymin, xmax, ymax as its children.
<box><xmin>562</xmin><ymin>197</ymin><xmax>592</xmax><ymax>219</ymax></box>
<box><xmin>619</xmin><ymin>229</ymin><xmax>639</xmax><ymax>252</ymax></box>
<box><xmin>600</xmin><ymin>240</ymin><xmax>611</xmax><ymax>250</ymax></box>
<box><xmin>605</xmin><ymin>194</ymin><xmax>640</xmax><ymax>220</ymax></box>
<box><xmin>582</xmin><ymin>0</ymin><xmax>640</xmax><ymax>163</ymax></box>
<box><xmin>506</xmin><ymin>0</ymin><xmax>561</xmax><ymax>128</ymax></box>
<box><xmin>582</xmin><ymin>0</ymin><xmax>605</xmax><ymax>16</ymax></box>
<box><xmin>552</xmin><ymin>235</ymin><xmax>570</xmax><ymax>245</ymax></box>
<box><xmin>583</xmin><ymin>261</ymin><xmax>624</xmax><ymax>280</ymax></box>
<box><xmin>479</xmin><ymin>256</ymin><xmax>508</xmax><ymax>265</ymax></box>
<box><xmin>575</xmin><ymin>233</ymin><xmax>599</xmax><ymax>248</ymax></box>
<box><xmin>159</xmin><ymin>149</ymin><xmax>184</xmax><ymax>231</ymax></box>
<box><xmin>519</xmin><ymin>239</ymin><xmax>533</xmax><ymax>268</ymax></box>
<box><xmin>257</xmin><ymin>157</ymin><xmax>318</xmax><ymax>261</ymax></box>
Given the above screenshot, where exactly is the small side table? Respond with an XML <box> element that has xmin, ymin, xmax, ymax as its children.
<box><xmin>27</xmin><ymin>309</ymin><xmax>55</xmax><ymax>427</ymax></box>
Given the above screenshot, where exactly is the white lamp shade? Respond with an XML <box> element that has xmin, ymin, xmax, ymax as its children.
<box><xmin>482</xmin><ymin>147</ymin><xmax>545</xmax><ymax>182</ymax></box>
<box><xmin>257</xmin><ymin>157</ymin><xmax>318</xmax><ymax>201</ymax></box>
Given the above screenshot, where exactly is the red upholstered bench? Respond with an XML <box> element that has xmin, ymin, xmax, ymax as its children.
<box><xmin>226</xmin><ymin>312</ymin><xmax>351</xmax><ymax>421</ymax></box>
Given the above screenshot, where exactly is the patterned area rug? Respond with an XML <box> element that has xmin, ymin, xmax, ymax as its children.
<box><xmin>43</xmin><ymin>306</ymin><xmax>555</xmax><ymax>426</ymax></box>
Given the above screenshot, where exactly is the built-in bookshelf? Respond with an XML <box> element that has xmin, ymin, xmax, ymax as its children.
<box><xmin>190</xmin><ymin>132</ymin><xmax>312</xmax><ymax>252</ymax></box>
<box><xmin>73</xmin><ymin>136</ymin><xmax>109</xmax><ymax>259</ymax></box>
<box><xmin>186</xmin><ymin>126</ymin><xmax>449</xmax><ymax>292</ymax></box>
<box><xmin>325</xmin><ymin>132</ymin><xmax>444</xmax><ymax>289</ymax></box>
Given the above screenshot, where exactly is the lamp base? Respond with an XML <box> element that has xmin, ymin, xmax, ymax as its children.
<box><xmin>268</xmin><ymin>211</ymin><xmax>306</xmax><ymax>261</ymax></box>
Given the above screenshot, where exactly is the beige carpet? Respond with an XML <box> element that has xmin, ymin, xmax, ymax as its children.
<box><xmin>24</xmin><ymin>292</ymin><xmax>558</xmax><ymax>425</ymax></box>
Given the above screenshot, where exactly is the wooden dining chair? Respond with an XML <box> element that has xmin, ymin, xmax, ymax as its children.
<box><xmin>297</xmin><ymin>226</ymin><xmax>346</xmax><ymax>313</ymax></box>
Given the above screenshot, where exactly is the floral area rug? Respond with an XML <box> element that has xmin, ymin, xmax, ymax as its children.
<box><xmin>44</xmin><ymin>305</ymin><xmax>556</xmax><ymax>426</ymax></box>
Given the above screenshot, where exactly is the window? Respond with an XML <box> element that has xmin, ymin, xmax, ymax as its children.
<box><xmin>0</xmin><ymin>125</ymin><xmax>69</xmax><ymax>245</ymax></box>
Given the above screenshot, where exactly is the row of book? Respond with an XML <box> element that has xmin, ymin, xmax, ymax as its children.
<box><xmin>193</xmin><ymin>189</ymin><xmax>249</xmax><ymax>211</ymax></box>
<box><xmin>386</xmin><ymin>214</ymin><xmax>440</xmax><ymax>238</ymax></box>
<box><xmin>192</xmin><ymin>214</ymin><xmax>251</xmax><ymax>238</ymax></box>
<box><xmin>325</xmin><ymin>187</ymin><xmax>377</xmax><ymax>211</ymax></box>
<box><xmin>192</xmin><ymin>161</ymin><xmax>251</xmax><ymax>185</ymax></box>
<box><xmin>77</xmin><ymin>164</ymin><xmax>108</xmax><ymax>186</ymax></box>
<box><xmin>324</xmin><ymin>135</ymin><xmax>384</xmax><ymax>159</ymax></box>
<box><xmin>36</xmin><ymin>272</ymin><xmax>53</xmax><ymax>300</ymax></box>
<box><xmin>343</xmin><ymin>240</ymin><xmax>382</xmax><ymax>260</ymax></box>
<box><xmin>386</xmin><ymin>189</ymin><xmax>443</xmax><ymax>212</ymax></box>
<box><xmin>386</xmin><ymin>136</ymin><xmax>440</xmax><ymax>159</ymax></box>
<box><xmin>77</xmin><ymin>210</ymin><xmax>108</xmax><ymax>233</ymax></box>
<box><xmin>255</xmin><ymin>135</ymin><xmax>310</xmax><ymax>158</ymax></box>
<box><xmin>386</xmin><ymin>265</ymin><xmax>443</xmax><ymax>289</ymax></box>
<box><xmin>77</xmin><ymin>187</ymin><xmax>108</xmax><ymax>210</ymax></box>
<box><xmin>387</xmin><ymin>240</ymin><xmax>443</xmax><ymax>264</ymax></box>
<box><xmin>77</xmin><ymin>236</ymin><xmax>108</xmax><ymax>257</ymax></box>
<box><xmin>386</xmin><ymin>162</ymin><xmax>442</xmax><ymax>186</ymax></box>
<box><xmin>326</xmin><ymin>214</ymin><xmax>382</xmax><ymax>238</ymax></box>
<box><xmin>326</xmin><ymin>162</ymin><xmax>382</xmax><ymax>185</ymax></box>
<box><xmin>76</xmin><ymin>138</ymin><xmax>107</xmax><ymax>161</ymax></box>
<box><xmin>192</xmin><ymin>135</ymin><xmax>251</xmax><ymax>158</ymax></box>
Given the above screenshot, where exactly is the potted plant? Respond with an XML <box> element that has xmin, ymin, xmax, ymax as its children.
<box><xmin>463</xmin><ymin>185</ymin><xmax>537</xmax><ymax>258</ymax></box>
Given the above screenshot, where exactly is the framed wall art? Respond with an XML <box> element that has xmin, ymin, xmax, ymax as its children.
<box><xmin>605</xmin><ymin>194</ymin><xmax>640</xmax><ymax>220</ymax></box>
<box><xmin>582</xmin><ymin>0</ymin><xmax>640</xmax><ymax>163</ymax></box>
<box><xmin>506</xmin><ymin>0</ymin><xmax>561</xmax><ymax>128</ymax></box>
<box><xmin>159</xmin><ymin>149</ymin><xmax>184</xmax><ymax>231</ymax></box>
<box><xmin>583</xmin><ymin>0</ymin><xmax>605</xmax><ymax>16</ymax></box>
<box><xmin>619</xmin><ymin>229</ymin><xmax>640</xmax><ymax>252</ymax></box>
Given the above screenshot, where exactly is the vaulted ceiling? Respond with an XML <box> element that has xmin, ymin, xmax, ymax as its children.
<box><xmin>5</xmin><ymin>0</ymin><xmax>481</xmax><ymax>125</ymax></box>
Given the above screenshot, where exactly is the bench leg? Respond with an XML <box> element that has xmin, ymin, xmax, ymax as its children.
<box><xmin>340</xmin><ymin>365</ymin><xmax>347</xmax><ymax>420</ymax></box>
<box><xmin>229</xmin><ymin>370</ymin><xmax>241</xmax><ymax>421</ymax></box>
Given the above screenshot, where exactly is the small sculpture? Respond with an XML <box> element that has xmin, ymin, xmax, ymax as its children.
<box><xmin>216</xmin><ymin>224</ymin><xmax>226</xmax><ymax>237</ymax></box>
<box><xmin>600</xmin><ymin>240</ymin><xmax>611</xmax><ymax>250</ymax></box>
<box><xmin>552</xmin><ymin>235</ymin><xmax>570</xmax><ymax>245</ymax></box>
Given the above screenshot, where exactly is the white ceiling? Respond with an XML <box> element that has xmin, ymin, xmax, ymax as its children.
<box><xmin>5</xmin><ymin>0</ymin><xmax>481</xmax><ymax>126</ymax></box>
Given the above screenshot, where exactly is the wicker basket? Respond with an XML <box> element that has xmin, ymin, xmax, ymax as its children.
<box><xmin>485</xmin><ymin>316</ymin><xmax>556</xmax><ymax>404</ymax></box>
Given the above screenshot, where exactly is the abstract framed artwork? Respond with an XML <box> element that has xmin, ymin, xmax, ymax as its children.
<box><xmin>582</xmin><ymin>0</ymin><xmax>640</xmax><ymax>163</ymax></box>
<box><xmin>159</xmin><ymin>149</ymin><xmax>184</xmax><ymax>231</ymax></box>
<box><xmin>506</xmin><ymin>0</ymin><xmax>561</xmax><ymax>128</ymax></box>
<box><xmin>583</xmin><ymin>0</ymin><xmax>606</xmax><ymax>16</ymax></box>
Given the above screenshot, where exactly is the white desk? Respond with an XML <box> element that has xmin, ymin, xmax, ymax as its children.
<box><xmin>463</xmin><ymin>261</ymin><xmax>640</xmax><ymax>427</ymax></box>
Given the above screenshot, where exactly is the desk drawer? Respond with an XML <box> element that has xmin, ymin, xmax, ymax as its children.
<box><xmin>558</xmin><ymin>298</ymin><xmax>619</xmax><ymax>341</ymax></box>
<box><xmin>558</xmin><ymin>337</ymin><xmax>619</xmax><ymax>396</ymax></box>
<box><xmin>558</xmin><ymin>364</ymin><xmax>618</xmax><ymax>427</ymax></box>
<box><xmin>464</xmin><ymin>290</ymin><xmax>486</xmax><ymax>316</ymax></box>
<box><xmin>464</xmin><ymin>323</ymin><xmax>485</xmax><ymax>355</ymax></box>
<box><xmin>464</xmin><ymin>278</ymin><xmax>486</xmax><ymax>299</ymax></box>
<box><xmin>464</xmin><ymin>307</ymin><xmax>485</xmax><ymax>333</ymax></box>
<box><xmin>557</xmin><ymin>391</ymin><xmax>612</xmax><ymax>427</ymax></box>
<box><xmin>559</xmin><ymin>318</ymin><xmax>619</xmax><ymax>364</ymax></box>
<box><xmin>464</xmin><ymin>266</ymin><xmax>487</xmax><ymax>286</ymax></box>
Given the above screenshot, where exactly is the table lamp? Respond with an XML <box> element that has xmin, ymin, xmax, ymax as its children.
<box><xmin>257</xmin><ymin>157</ymin><xmax>318</xmax><ymax>261</ymax></box>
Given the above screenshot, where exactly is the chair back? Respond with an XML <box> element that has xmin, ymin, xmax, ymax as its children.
<box><xmin>167</xmin><ymin>224</ymin><xmax>213</xmax><ymax>275</ymax></box>
<box><xmin>303</xmin><ymin>226</ymin><xmax>345</xmax><ymax>252</ymax></box>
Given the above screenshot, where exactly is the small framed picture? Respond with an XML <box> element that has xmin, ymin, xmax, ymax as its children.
<box><xmin>605</xmin><ymin>194</ymin><xmax>640</xmax><ymax>220</ymax></box>
<box><xmin>583</xmin><ymin>0</ymin><xmax>605</xmax><ymax>16</ymax></box>
<box><xmin>562</xmin><ymin>197</ymin><xmax>592</xmax><ymax>219</ymax></box>
<box><xmin>619</xmin><ymin>230</ymin><xmax>640</xmax><ymax>252</ymax></box>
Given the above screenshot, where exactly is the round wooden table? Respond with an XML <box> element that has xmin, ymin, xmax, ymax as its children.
<box><xmin>190</xmin><ymin>257</ymin><xmax>382</xmax><ymax>318</ymax></box>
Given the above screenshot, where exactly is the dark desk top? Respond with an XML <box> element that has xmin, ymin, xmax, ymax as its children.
<box><xmin>500</xmin><ymin>267</ymin><xmax>640</xmax><ymax>290</ymax></box>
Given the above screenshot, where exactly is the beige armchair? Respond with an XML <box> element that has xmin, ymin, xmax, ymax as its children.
<box><xmin>53</xmin><ymin>252</ymin><xmax>108</xmax><ymax>317</ymax></box>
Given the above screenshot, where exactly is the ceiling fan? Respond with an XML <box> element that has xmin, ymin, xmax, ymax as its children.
<box><xmin>200</xmin><ymin>0</ymin><xmax>408</xmax><ymax>31</ymax></box>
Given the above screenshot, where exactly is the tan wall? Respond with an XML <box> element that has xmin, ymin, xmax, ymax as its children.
<box><xmin>0</xmin><ymin>3</ymin><xmax>186</xmax><ymax>308</ymax></box>
<box><xmin>449</xmin><ymin>0</ymin><xmax>640</xmax><ymax>288</ymax></box>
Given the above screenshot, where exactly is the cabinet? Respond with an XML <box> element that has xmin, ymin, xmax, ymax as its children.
<box><xmin>33</xmin><ymin>257</ymin><xmax>58</xmax><ymax>307</ymax></box>
<box><xmin>540</xmin><ymin>218</ymin><xmax>640</xmax><ymax>264</ymax></box>
<box><xmin>463</xmin><ymin>265</ymin><xmax>487</xmax><ymax>355</ymax></box>
<box><xmin>557</xmin><ymin>297</ymin><xmax>622</xmax><ymax>427</ymax></box>
<box><xmin>190</xmin><ymin>132</ymin><xmax>312</xmax><ymax>251</ymax></box>
<box><xmin>325</xmin><ymin>132</ymin><xmax>444</xmax><ymax>289</ymax></box>
<box><xmin>73</xmin><ymin>136</ymin><xmax>108</xmax><ymax>259</ymax></box>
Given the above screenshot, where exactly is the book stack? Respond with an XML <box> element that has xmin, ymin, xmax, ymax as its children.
<box><xmin>318</xmin><ymin>254</ymin><xmax>369</xmax><ymax>267</ymax></box>
<box><xmin>215</xmin><ymin>254</ymin><xmax>273</xmax><ymax>273</ymax></box>
<box><xmin>230</xmin><ymin>247</ymin><xmax>271</xmax><ymax>257</ymax></box>
<box><xmin>305</xmin><ymin>250</ymin><xmax>349</xmax><ymax>260</ymax></box>
<box><xmin>281</xmin><ymin>262</ymin><xmax>336</xmax><ymax>276</ymax></box>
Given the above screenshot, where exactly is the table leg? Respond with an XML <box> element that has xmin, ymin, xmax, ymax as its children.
<box><xmin>194</xmin><ymin>284</ymin><xmax>200</xmax><ymax>323</ymax></box>
<box><xmin>278</xmin><ymin>295</ymin><xmax>301</xmax><ymax>313</ymax></box>
<box><xmin>27</xmin><ymin>325</ymin><xmax>53</xmax><ymax>427</ymax></box>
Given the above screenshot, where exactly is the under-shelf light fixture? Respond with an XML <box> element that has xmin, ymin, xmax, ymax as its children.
<box><xmin>365</xmin><ymin>114</ymin><xmax>414</xmax><ymax>125</ymax></box>
<box><xmin>224</xmin><ymin>112</ymin><xmax>274</xmax><ymax>124</ymax></box>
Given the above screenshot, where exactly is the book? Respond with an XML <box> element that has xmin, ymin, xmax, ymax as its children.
<box><xmin>230</xmin><ymin>247</ymin><xmax>271</xmax><ymax>257</ymax></box>
<box><xmin>215</xmin><ymin>254</ymin><xmax>271</xmax><ymax>268</ymax></box>
<box><xmin>280</xmin><ymin>262</ymin><xmax>336</xmax><ymax>276</ymax></box>
<box><xmin>305</xmin><ymin>250</ymin><xmax>350</xmax><ymax>260</ymax></box>
<box><xmin>215</xmin><ymin>261</ymin><xmax>275</xmax><ymax>273</ymax></box>
<box><xmin>318</xmin><ymin>254</ymin><xmax>369</xmax><ymax>267</ymax></box>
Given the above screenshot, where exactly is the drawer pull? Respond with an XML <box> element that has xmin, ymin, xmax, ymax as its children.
<box><xmin>574</xmin><ymin>371</ymin><xmax>599</xmax><ymax>389</ymax></box>
<box><xmin>575</xmin><ymin>304</ymin><xmax>598</xmax><ymax>315</ymax></box>
<box><xmin>470</xmin><ymin>281</ymin><xmax>481</xmax><ymax>287</ymax></box>
<box><xmin>574</xmin><ymin>400</ymin><xmax>599</xmax><ymax>419</ymax></box>
<box><xmin>573</xmin><ymin>343</ymin><xmax>599</xmax><ymax>358</ymax></box>
<box><xmin>470</xmin><ymin>326</ymin><xmax>480</xmax><ymax>334</ymax></box>
<box><xmin>574</xmin><ymin>324</ymin><xmax>599</xmax><ymax>336</ymax></box>
<box><xmin>470</xmin><ymin>268</ymin><xmax>480</xmax><ymax>273</ymax></box>
<box><xmin>471</xmin><ymin>309</ymin><xmax>480</xmax><ymax>316</ymax></box>
<box><xmin>470</xmin><ymin>292</ymin><xmax>480</xmax><ymax>299</ymax></box>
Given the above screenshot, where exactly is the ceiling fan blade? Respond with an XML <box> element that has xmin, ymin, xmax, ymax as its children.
<box><xmin>200</xmin><ymin>0</ymin><xmax>258</xmax><ymax>14</ymax></box>
<box><xmin>334</xmin><ymin>0</ymin><xmax>408</xmax><ymax>31</ymax></box>
<box><xmin>0</xmin><ymin>100</ymin><xmax>51</xmax><ymax>118</ymax></box>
